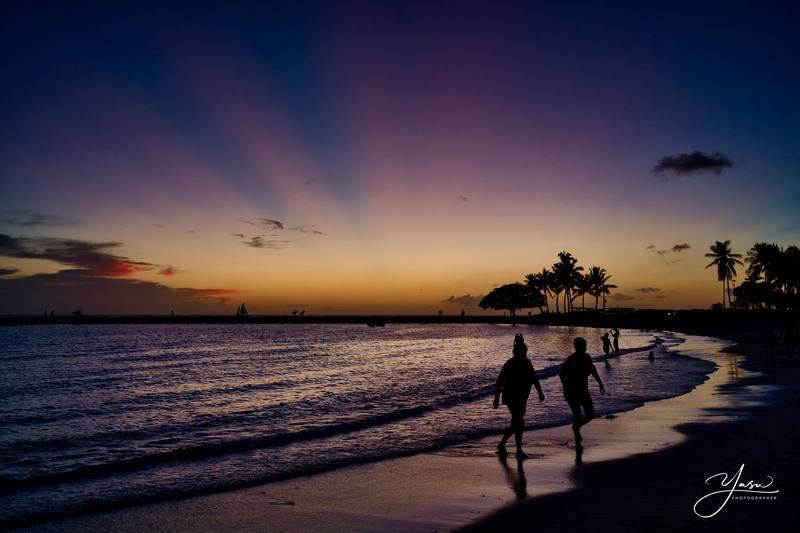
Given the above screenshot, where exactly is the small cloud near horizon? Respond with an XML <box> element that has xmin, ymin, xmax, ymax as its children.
<box><xmin>610</xmin><ymin>293</ymin><xmax>636</xmax><ymax>301</ymax></box>
<box><xmin>653</xmin><ymin>151</ymin><xmax>733</xmax><ymax>177</ymax></box>
<box><xmin>645</xmin><ymin>245</ymin><xmax>656</xmax><ymax>250</ymax></box>
<box><xmin>157</xmin><ymin>266</ymin><xmax>179</xmax><ymax>276</ymax></box>
<box><xmin>243</xmin><ymin>236</ymin><xmax>292</xmax><ymax>249</ymax></box>
<box><xmin>0</xmin><ymin>267</ymin><xmax>19</xmax><ymax>276</ymax></box>
<box><xmin>672</xmin><ymin>243</ymin><xmax>691</xmax><ymax>252</ymax></box>
<box><xmin>457</xmin><ymin>195</ymin><xmax>469</xmax><ymax>202</ymax></box>
<box><xmin>442</xmin><ymin>294</ymin><xmax>482</xmax><ymax>306</ymax></box>
<box><xmin>636</xmin><ymin>287</ymin><xmax>661</xmax><ymax>294</ymax></box>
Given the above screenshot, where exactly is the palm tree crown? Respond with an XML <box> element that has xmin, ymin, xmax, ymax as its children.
<box><xmin>705</xmin><ymin>240</ymin><xmax>743</xmax><ymax>308</ymax></box>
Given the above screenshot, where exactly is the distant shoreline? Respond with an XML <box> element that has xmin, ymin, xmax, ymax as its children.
<box><xmin>0</xmin><ymin>309</ymin><xmax>789</xmax><ymax>333</ymax></box>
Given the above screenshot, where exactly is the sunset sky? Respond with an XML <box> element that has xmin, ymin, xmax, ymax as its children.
<box><xmin>1</xmin><ymin>1</ymin><xmax>798</xmax><ymax>314</ymax></box>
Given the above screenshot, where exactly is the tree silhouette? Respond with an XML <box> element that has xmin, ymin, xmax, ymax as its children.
<box><xmin>552</xmin><ymin>251</ymin><xmax>583</xmax><ymax>313</ymax></box>
<box><xmin>525</xmin><ymin>268</ymin><xmax>553</xmax><ymax>314</ymax></box>
<box><xmin>479</xmin><ymin>283</ymin><xmax>545</xmax><ymax>316</ymax></box>
<box><xmin>705</xmin><ymin>240</ymin><xmax>743</xmax><ymax>309</ymax></box>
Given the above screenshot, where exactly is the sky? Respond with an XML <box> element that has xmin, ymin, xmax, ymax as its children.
<box><xmin>1</xmin><ymin>1</ymin><xmax>799</xmax><ymax>314</ymax></box>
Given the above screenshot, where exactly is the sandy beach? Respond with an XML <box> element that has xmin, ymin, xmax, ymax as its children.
<box><xmin>16</xmin><ymin>327</ymin><xmax>797</xmax><ymax>532</ymax></box>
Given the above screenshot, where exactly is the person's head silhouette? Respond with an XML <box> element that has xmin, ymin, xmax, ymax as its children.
<box><xmin>574</xmin><ymin>337</ymin><xmax>587</xmax><ymax>354</ymax></box>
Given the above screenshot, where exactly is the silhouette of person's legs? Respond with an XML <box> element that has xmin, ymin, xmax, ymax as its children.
<box><xmin>511</xmin><ymin>409</ymin><xmax>526</xmax><ymax>457</ymax></box>
<box><xmin>567</xmin><ymin>391</ymin><xmax>594</xmax><ymax>443</ymax></box>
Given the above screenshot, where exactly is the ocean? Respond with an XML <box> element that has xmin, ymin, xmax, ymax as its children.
<box><xmin>0</xmin><ymin>323</ymin><xmax>714</xmax><ymax>526</ymax></box>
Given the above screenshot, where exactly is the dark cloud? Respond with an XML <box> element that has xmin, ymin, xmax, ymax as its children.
<box><xmin>0</xmin><ymin>267</ymin><xmax>19</xmax><ymax>276</ymax></box>
<box><xmin>0</xmin><ymin>269</ymin><xmax>235</xmax><ymax>314</ymax></box>
<box><xmin>442</xmin><ymin>294</ymin><xmax>482</xmax><ymax>306</ymax></box>
<box><xmin>157</xmin><ymin>266</ymin><xmax>179</xmax><ymax>276</ymax></box>
<box><xmin>457</xmin><ymin>195</ymin><xmax>469</xmax><ymax>202</ymax></box>
<box><xmin>288</xmin><ymin>225</ymin><xmax>326</xmax><ymax>236</ymax></box>
<box><xmin>0</xmin><ymin>233</ymin><xmax>153</xmax><ymax>276</ymax></box>
<box><xmin>243</xmin><ymin>236</ymin><xmax>291</xmax><ymax>249</ymax></box>
<box><xmin>636</xmin><ymin>287</ymin><xmax>661</xmax><ymax>294</ymax></box>
<box><xmin>656</xmin><ymin>249</ymin><xmax>667</xmax><ymax>255</ymax></box>
<box><xmin>239</xmin><ymin>218</ymin><xmax>284</xmax><ymax>231</ymax></box>
<box><xmin>610</xmin><ymin>293</ymin><xmax>636</xmax><ymax>301</ymax></box>
<box><xmin>230</xmin><ymin>233</ymin><xmax>245</xmax><ymax>238</ymax></box>
<box><xmin>672</xmin><ymin>243</ymin><xmax>691</xmax><ymax>252</ymax></box>
<box><xmin>0</xmin><ymin>209</ymin><xmax>79</xmax><ymax>228</ymax></box>
<box><xmin>152</xmin><ymin>224</ymin><xmax>165</xmax><ymax>229</ymax></box>
<box><xmin>645</xmin><ymin>245</ymin><xmax>656</xmax><ymax>250</ymax></box>
<box><xmin>653</xmin><ymin>151</ymin><xmax>733</xmax><ymax>176</ymax></box>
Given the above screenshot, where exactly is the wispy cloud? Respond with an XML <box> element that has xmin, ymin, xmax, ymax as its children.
<box><xmin>636</xmin><ymin>287</ymin><xmax>661</xmax><ymax>294</ymax></box>
<box><xmin>0</xmin><ymin>209</ymin><xmax>79</xmax><ymax>228</ymax></box>
<box><xmin>157</xmin><ymin>266</ymin><xmax>179</xmax><ymax>276</ymax></box>
<box><xmin>610</xmin><ymin>293</ymin><xmax>635</xmax><ymax>301</ymax></box>
<box><xmin>0</xmin><ymin>267</ymin><xmax>19</xmax><ymax>276</ymax></box>
<box><xmin>288</xmin><ymin>225</ymin><xmax>326</xmax><ymax>236</ymax></box>
<box><xmin>645</xmin><ymin>245</ymin><xmax>656</xmax><ymax>250</ymax></box>
<box><xmin>239</xmin><ymin>218</ymin><xmax>285</xmax><ymax>231</ymax></box>
<box><xmin>654</xmin><ymin>151</ymin><xmax>733</xmax><ymax>177</ymax></box>
<box><xmin>672</xmin><ymin>243</ymin><xmax>691</xmax><ymax>252</ymax></box>
<box><xmin>442</xmin><ymin>294</ymin><xmax>482</xmax><ymax>306</ymax></box>
<box><xmin>0</xmin><ymin>233</ymin><xmax>153</xmax><ymax>276</ymax></box>
<box><xmin>243</xmin><ymin>236</ymin><xmax>292</xmax><ymax>249</ymax></box>
<box><xmin>457</xmin><ymin>195</ymin><xmax>469</xmax><ymax>202</ymax></box>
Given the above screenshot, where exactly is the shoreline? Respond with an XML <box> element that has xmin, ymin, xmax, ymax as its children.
<box><xmin>15</xmin><ymin>331</ymin><xmax>776</xmax><ymax>532</ymax></box>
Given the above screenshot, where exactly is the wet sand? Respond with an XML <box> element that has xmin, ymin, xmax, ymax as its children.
<box><xmin>20</xmin><ymin>332</ymin><xmax>790</xmax><ymax>532</ymax></box>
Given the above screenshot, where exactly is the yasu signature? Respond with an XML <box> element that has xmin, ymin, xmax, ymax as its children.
<box><xmin>693</xmin><ymin>464</ymin><xmax>779</xmax><ymax>518</ymax></box>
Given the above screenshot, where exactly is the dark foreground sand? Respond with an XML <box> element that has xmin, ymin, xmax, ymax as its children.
<box><xmin>16</xmin><ymin>327</ymin><xmax>799</xmax><ymax>532</ymax></box>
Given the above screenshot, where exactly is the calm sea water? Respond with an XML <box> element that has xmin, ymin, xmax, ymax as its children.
<box><xmin>0</xmin><ymin>324</ymin><xmax>713</xmax><ymax>525</ymax></box>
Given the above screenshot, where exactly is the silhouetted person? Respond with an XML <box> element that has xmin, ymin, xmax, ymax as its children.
<box><xmin>49</xmin><ymin>310</ymin><xmax>55</xmax><ymax>317</ymax></box>
<box><xmin>600</xmin><ymin>333</ymin><xmax>612</xmax><ymax>367</ymax></box>
<box><xmin>785</xmin><ymin>320</ymin><xmax>796</xmax><ymax>359</ymax></box>
<box><xmin>493</xmin><ymin>334</ymin><xmax>545</xmax><ymax>459</ymax></box>
<box><xmin>611</xmin><ymin>328</ymin><xmax>620</xmax><ymax>352</ymax></box>
<box><xmin>72</xmin><ymin>307</ymin><xmax>82</xmax><ymax>317</ymax></box>
<box><xmin>648</xmin><ymin>350</ymin><xmax>655</xmax><ymax>362</ymax></box>
<box><xmin>560</xmin><ymin>337</ymin><xmax>605</xmax><ymax>446</ymax></box>
<box><xmin>762</xmin><ymin>321</ymin><xmax>776</xmax><ymax>361</ymax></box>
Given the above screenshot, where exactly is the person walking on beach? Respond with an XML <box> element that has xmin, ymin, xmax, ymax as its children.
<box><xmin>611</xmin><ymin>328</ymin><xmax>620</xmax><ymax>353</ymax></box>
<box><xmin>560</xmin><ymin>337</ymin><xmax>605</xmax><ymax>446</ymax></box>
<box><xmin>600</xmin><ymin>333</ymin><xmax>612</xmax><ymax>367</ymax></box>
<box><xmin>493</xmin><ymin>334</ymin><xmax>545</xmax><ymax>459</ymax></box>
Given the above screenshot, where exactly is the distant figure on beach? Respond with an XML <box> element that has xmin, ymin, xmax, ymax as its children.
<box><xmin>493</xmin><ymin>334</ymin><xmax>545</xmax><ymax>459</ymax></box>
<box><xmin>785</xmin><ymin>320</ymin><xmax>796</xmax><ymax>359</ymax></box>
<box><xmin>559</xmin><ymin>337</ymin><xmax>605</xmax><ymax>447</ymax></box>
<box><xmin>72</xmin><ymin>307</ymin><xmax>82</xmax><ymax>317</ymax></box>
<box><xmin>648</xmin><ymin>350</ymin><xmax>655</xmax><ymax>362</ymax></box>
<box><xmin>611</xmin><ymin>328</ymin><xmax>620</xmax><ymax>352</ymax></box>
<box><xmin>600</xmin><ymin>333</ymin><xmax>612</xmax><ymax>366</ymax></box>
<box><xmin>762</xmin><ymin>321</ymin><xmax>776</xmax><ymax>360</ymax></box>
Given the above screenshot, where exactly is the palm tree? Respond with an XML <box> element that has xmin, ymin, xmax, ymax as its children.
<box><xmin>585</xmin><ymin>266</ymin><xmax>615</xmax><ymax>310</ymax></box>
<box><xmin>525</xmin><ymin>268</ymin><xmax>553</xmax><ymax>313</ymax></box>
<box><xmin>572</xmin><ymin>272</ymin><xmax>593</xmax><ymax>311</ymax></box>
<box><xmin>746</xmin><ymin>242</ymin><xmax>781</xmax><ymax>292</ymax></box>
<box><xmin>705</xmin><ymin>240</ymin><xmax>743</xmax><ymax>309</ymax></box>
<box><xmin>553</xmin><ymin>251</ymin><xmax>583</xmax><ymax>313</ymax></box>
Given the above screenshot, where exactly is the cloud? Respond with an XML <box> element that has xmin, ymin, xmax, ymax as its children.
<box><xmin>239</xmin><ymin>218</ymin><xmax>284</xmax><ymax>231</ymax></box>
<box><xmin>0</xmin><ymin>269</ymin><xmax>236</xmax><ymax>314</ymax></box>
<box><xmin>230</xmin><ymin>233</ymin><xmax>245</xmax><ymax>238</ymax></box>
<box><xmin>656</xmin><ymin>249</ymin><xmax>667</xmax><ymax>255</ymax></box>
<box><xmin>0</xmin><ymin>233</ymin><xmax>153</xmax><ymax>276</ymax></box>
<box><xmin>636</xmin><ymin>287</ymin><xmax>661</xmax><ymax>294</ymax></box>
<box><xmin>0</xmin><ymin>267</ymin><xmax>19</xmax><ymax>276</ymax></box>
<box><xmin>653</xmin><ymin>151</ymin><xmax>733</xmax><ymax>176</ymax></box>
<box><xmin>243</xmin><ymin>236</ymin><xmax>291</xmax><ymax>249</ymax></box>
<box><xmin>672</xmin><ymin>243</ymin><xmax>691</xmax><ymax>252</ymax></box>
<box><xmin>457</xmin><ymin>195</ymin><xmax>469</xmax><ymax>202</ymax></box>
<box><xmin>0</xmin><ymin>209</ymin><xmax>80</xmax><ymax>228</ymax></box>
<box><xmin>157</xmin><ymin>266</ymin><xmax>179</xmax><ymax>276</ymax></box>
<box><xmin>288</xmin><ymin>225</ymin><xmax>326</xmax><ymax>236</ymax></box>
<box><xmin>645</xmin><ymin>245</ymin><xmax>655</xmax><ymax>250</ymax></box>
<box><xmin>442</xmin><ymin>294</ymin><xmax>482</xmax><ymax>306</ymax></box>
<box><xmin>610</xmin><ymin>293</ymin><xmax>636</xmax><ymax>301</ymax></box>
